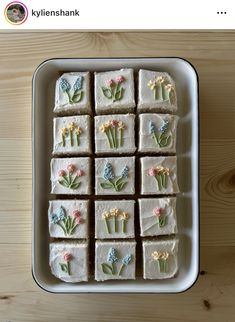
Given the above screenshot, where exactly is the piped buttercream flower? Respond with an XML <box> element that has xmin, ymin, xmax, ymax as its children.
<box><xmin>118</xmin><ymin>121</ymin><xmax>125</xmax><ymax>130</ymax></box>
<box><xmin>68</xmin><ymin>122</ymin><xmax>76</xmax><ymax>131</ymax></box>
<box><xmin>161</xmin><ymin>252</ymin><xmax>169</xmax><ymax>260</ymax></box>
<box><xmin>58</xmin><ymin>169</ymin><xmax>66</xmax><ymax>177</ymax></box>
<box><xmin>111</xmin><ymin>120</ymin><xmax>119</xmax><ymax>127</ymax></box>
<box><xmin>75</xmin><ymin>127</ymin><xmax>82</xmax><ymax>135</ymax></box>
<box><xmin>165</xmin><ymin>84</ymin><xmax>174</xmax><ymax>92</ymax></box>
<box><xmin>102</xmin><ymin>211</ymin><xmax>111</xmax><ymax>219</ymax></box>
<box><xmin>72</xmin><ymin>210</ymin><xmax>81</xmax><ymax>218</ymax></box>
<box><xmin>61</xmin><ymin>127</ymin><xmax>68</xmax><ymax>136</ymax></box>
<box><xmin>63</xmin><ymin>253</ymin><xmax>73</xmax><ymax>262</ymax></box>
<box><xmin>121</xmin><ymin>212</ymin><xmax>128</xmax><ymax>220</ymax></box>
<box><xmin>76</xmin><ymin>169</ymin><xmax>84</xmax><ymax>177</ymax></box>
<box><xmin>151</xmin><ymin>251</ymin><xmax>162</xmax><ymax>261</ymax></box>
<box><xmin>116</xmin><ymin>75</ymin><xmax>125</xmax><ymax>83</ymax></box>
<box><xmin>156</xmin><ymin>76</ymin><xmax>165</xmax><ymax>84</ymax></box>
<box><xmin>110</xmin><ymin>207</ymin><xmax>119</xmax><ymax>216</ymax></box>
<box><xmin>76</xmin><ymin>217</ymin><xmax>84</xmax><ymax>224</ymax></box>
<box><xmin>148</xmin><ymin>167</ymin><xmax>157</xmax><ymax>177</ymax></box>
<box><xmin>67</xmin><ymin>164</ymin><xmax>76</xmax><ymax>173</ymax></box>
<box><xmin>153</xmin><ymin>207</ymin><xmax>162</xmax><ymax>216</ymax></box>
<box><xmin>106</xmin><ymin>79</ymin><xmax>114</xmax><ymax>87</ymax></box>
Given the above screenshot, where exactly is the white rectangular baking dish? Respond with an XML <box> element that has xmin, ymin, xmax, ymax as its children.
<box><xmin>32</xmin><ymin>57</ymin><xmax>199</xmax><ymax>293</ymax></box>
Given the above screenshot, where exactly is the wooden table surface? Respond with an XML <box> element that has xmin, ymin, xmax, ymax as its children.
<box><xmin>0</xmin><ymin>32</ymin><xmax>235</xmax><ymax>322</ymax></box>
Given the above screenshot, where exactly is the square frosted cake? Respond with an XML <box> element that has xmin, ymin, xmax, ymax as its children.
<box><xmin>95</xmin><ymin>200</ymin><xmax>135</xmax><ymax>239</ymax></box>
<box><xmin>94</xmin><ymin>69</ymin><xmax>135</xmax><ymax>114</ymax></box>
<box><xmin>138</xmin><ymin>113</ymin><xmax>179</xmax><ymax>153</ymax></box>
<box><xmin>53</xmin><ymin>115</ymin><xmax>92</xmax><ymax>155</ymax></box>
<box><xmin>95</xmin><ymin>157</ymin><xmax>135</xmax><ymax>195</ymax></box>
<box><xmin>140</xmin><ymin>156</ymin><xmax>179</xmax><ymax>195</ymax></box>
<box><xmin>49</xmin><ymin>241</ymin><xmax>89</xmax><ymax>282</ymax></box>
<box><xmin>50</xmin><ymin>157</ymin><xmax>91</xmax><ymax>195</ymax></box>
<box><xmin>48</xmin><ymin>199</ymin><xmax>89</xmax><ymax>239</ymax></box>
<box><xmin>54</xmin><ymin>72</ymin><xmax>91</xmax><ymax>114</ymax></box>
<box><xmin>138</xmin><ymin>197</ymin><xmax>177</xmax><ymax>237</ymax></box>
<box><xmin>142</xmin><ymin>238</ymin><xmax>178</xmax><ymax>279</ymax></box>
<box><xmin>138</xmin><ymin>69</ymin><xmax>177</xmax><ymax>113</ymax></box>
<box><xmin>95</xmin><ymin>240</ymin><xmax>136</xmax><ymax>281</ymax></box>
<box><xmin>94</xmin><ymin>114</ymin><xmax>136</xmax><ymax>155</ymax></box>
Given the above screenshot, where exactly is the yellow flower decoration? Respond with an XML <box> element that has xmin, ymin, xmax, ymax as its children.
<box><xmin>75</xmin><ymin>127</ymin><xmax>82</xmax><ymax>135</ymax></box>
<box><xmin>120</xmin><ymin>212</ymin><xmax>128</xmax><ymax>220</ymax></box>
<box><xmin>68</xmin><ymin>122</ymin><xmax>76</xmax><ymax>131</ymax></box>
<box><xmin>118</xmin><ymin>121</ymin><xmax>125</xmax><ymax>130</ymax></box>
<box><xmin>61</xmin><ymin>127</ymin><xmax>68</xmax><ymax>136</ymax></box>
<box><xmin>156</xmin><ymin>76</ymin><xmax>165</xmax><ymax>84</ymax></box>
<box><xmin>161</xmin><ymin>252</ymin><xmax>169</xmax><ymax>260</ymax></box>
<box><xmin>151</xmin><ymin>251</ymin><xmax>162</xmax><ymax>261</ymax></box>
<box><xmin>110</xmin><ymin>207</ymin><xmax>119</xmax><ymax>216</ymax></box>
<box><xmin>165</xmin><ymin>84</ymin><xmax>174</xmax><ymax>92</ymax></box>
<box><xmin>102</xmin><ymin>211</ymin><xmax>110</xmax><ymax>219</ymax></box>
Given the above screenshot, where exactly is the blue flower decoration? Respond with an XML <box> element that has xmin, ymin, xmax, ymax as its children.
<box><xmin>121</xmin><ymin>165</ymin><xmax>129</xmax><ymax>179</ymax></box>
<box><xmin>51</xmin><ymin>213</ymin><xmax>59</xmax><ymax>224</ymax></box>
<box><xmin>57</xmin><ymin>206</ymin><xmax>66</xmax><ymax>221</ymax></box>
<box><xmin>51</xmin><ymin>206</ymin><xmax>66</xmax><ymax>224</ymax></box>
<box><xmin>160</xmin><ymin>119</ymin><xmax>169</xmax><ymax>134</ymax></box>
<box><xmin>149</xmin><ymin>121</ymin><xmax>156</xmax><ymax>134</ymax></box>
<box><xmin>73</xmin><ymin>76</ymin><xmax>83</xmax><ymax>91</ymax></box>
<box><xmin>122</xmin><ymin>254</ymin><xmax>132</xmax><ymax>266</ymax></box>
<box><xmin>60</xmin><ymin>78</ymin><xmax>71</xmax><ymax>92</ymax></box>
<box><xmin>107</xmin><ymin>247</ymin><xmax>118</xmax><ymax>264</ymax></box>
<box><xmin>103</xmin><ymin>163</ymin><xmax>115</xmax><ymax>180</ymax></box>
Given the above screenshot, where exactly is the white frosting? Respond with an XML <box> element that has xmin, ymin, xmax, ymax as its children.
<box><xmin>95</xmin><ymin>157</ymin><xmax>135</xmax><ymax>195</ymax></box>
<box><xmin>48</xmin><ymin>200</ymin><xmax>89</xmax><ymax>239</ymax></box>
<box><xmin>94</xmin><ymin>114</ymin><xmax>136</xmax><ymax>155</ymax></box>
<box><xmin>94</xmin><ymin>69</ymin><xmax>136</xmax><ymax>114</ymax></box>
<box><xmin>138</xmin><ymin>69</ymin><xmax>177</xmax><ymax>112</ymax></box>
<box><xmin>138</xmin><ymin>198</ymin><xmax>177</xmax><ymax>237</ymax></box>
<box><xmin>54</xmin><ymin>72</ymin><xmax>91</xmax><ymax>114</ymax></box>
<box><xmin>53</xmin><ymin>115</ymin><xmax>92</xmax><ymax>155</ymax></box>
<box><xmin>95</xmin><ymin>241</ymin><xmax>136</xmax><ymax>281</ymax></box>
<box><xmin>143</xmin><ymin>239</ymin><xmax>178</xmax><ymax>279</ymax></box>
<box><xmin>50</xmin><ymin>157</ymin><xmax>91</xmax><ymax>195</ymax></box>
<box><xmin>49</xmin><ymin>242</ymin><xmax>89</xmax><ymax>282</ymax></box>
<box><xmin>140</xmin><ymin>156</ymin><xmax>179</xmax><ymax>195</ymax></box>
<box><xmin>138</xmin><ymin>113</ymin><xmax>178</xmax><ymax>153</ymax></box>
<box><xmin>95</xmin><ymin>200</ymin><xmax>135</xmax><ymax>239</ymax></box>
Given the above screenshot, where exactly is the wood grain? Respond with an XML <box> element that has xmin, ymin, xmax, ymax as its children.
<box><xmin>0</xmin><ymin>32</ymin><xmax>235</xmax><ymax>321</ymax></box>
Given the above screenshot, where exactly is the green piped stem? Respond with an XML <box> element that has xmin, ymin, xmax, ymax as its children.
<box><xmin>122</xmin><ymin>220</ymin><xmax>126</xmax><ymax>233</ymax></box>
<box><xmin>157</xmin><ymin>259</ymin><xmax>167</xmax><ymax>273</ymax></box>
<box><xmin>111</xmin><ymin>263</ymin><xmax>116</xmax><ymax>275</ymax></box>
<box><xmin>62</xmin><ymin>135</ymin><xmax>66</xmax><ymax>147</ymax></box>
<box><xmin>119</xmin><ymin>129</ymin><xmax>123</xmax><ymax>146</ymax></box>
<box><xmin>114</xmin><ymin>126</ymin><xmax>118</xmax><ymax>148</ymax></box>
<box><xmin>67</xmin><ymin>262</ymin><xmax>71</xmax><ymax>275</ymax></box>
<box><xmin>118</xmin><ymin>263</ymin><xmax>124</xmax><ymax>276</ymax></box>
<box><xmin>113</xmin><ymin>216</ymin><xmax>117</xmax><ymax>232</ymax></box>
<box><xmin>105</xmin><ymin>130</ymin><xmax>113</xmax><ymax>148</ymax></box>
<box><xmin>69</xmin><ymin>130</ymin><xmax>74</xmax><ymax>146</ymax></box>
<box><xmin>104</xmin><ymin>218</ymin><xmax>110</xmax><ymax>234</ymax></box>
<box><xmin>76</xmin><ymin>134</ymin><xmax>80</xmax><ymax>146</ymax></box>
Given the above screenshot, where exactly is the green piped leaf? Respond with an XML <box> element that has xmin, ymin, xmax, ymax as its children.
<box><xmin>72</xmin><ymin>90</ymin><xmax>83</xmax><ymax>103</ymax></box>
<box><xmin>58</xmin><ymin>179</ymin><xmax>70</xmax><ymax>188</ymax></box>
<box><xmin>101</xmin><ymin>263</ymin><xmax>113</xmax><ymax>275</ymax></box>
<box><xmin>70</xmin><ymin>182</ymin><xmax>80</xmax><ymax>190</ymax></box>
<box><xmin>100</xmin><ymin>182</ymin><xmax>114</xmax><ymax>189</ymax></box>
<box><xmin>114</xmin><ymin>87</ymin><xmax>124</xmax><ymax>101</ymax></box>
<box><xmin>115</xmin><ymin>181</ymin><xmax>127</xmax><ymax>191</ymax></box>
<box><xmin>159</xmin><ymin>216</ymin><xmax>167</xmax><ymax>228</ymax></box>
<box><xmin>59</xmin><ymin>263</ymin><xmax>68</xmax><ymax>273</ymax></box>
<box><xmin>102</xmin><ymin>87</ymin><xmax>112</xmax><ymax>99</ymax></box>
